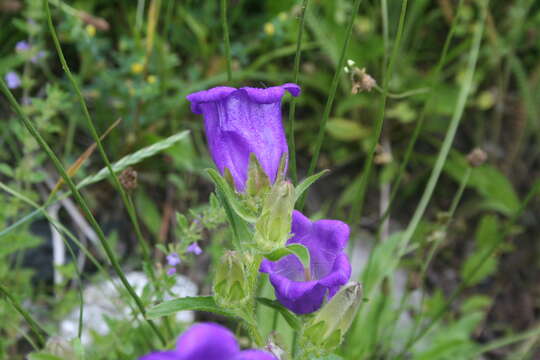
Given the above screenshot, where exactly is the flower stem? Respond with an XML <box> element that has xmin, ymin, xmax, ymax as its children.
<box><xmin>298</xmin><ymin>0</ymin><xmax>363</xmax><ymax>210</ymax></box>
<box><xmin>221</xmin><ymin>0</ymin><xmax>233</xmax><ymax>82</ymax></box>
<box><xmin>287</xmin><ymin>0</ymin><xmax>310</xmax><ymax>185</ymax></box>
<box><xmin>0</xmin><ymin>283</ymin><xmax>48</xmax><ymax>348</ymax></box>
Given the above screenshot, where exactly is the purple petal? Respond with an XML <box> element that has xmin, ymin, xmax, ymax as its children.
<box><xmin>186</xmin><ymin>84</ymin><xmax>300</xmax><ymax>191</ymax></box>
<box><xmin>140</xmin><ymin>351</ymin><xmax>179</xmax><ymax>360</ymax></box>
<box><xmin>166</xmin><ymin>267</ymin><xmax>177</xmax><ymax>276</ymax></box>
<box><xmin>5</xmin><ymin>71</ymin><xmax>21</xmax><ymax>89</ymax></box>
<box><xmin>260</xmin><ymin>210</ymin><xmax>351</xmax><ymax>314</ymax></box>
<box><xmin>15</xmin><ymin>41</ymin><xmax>30</xmax><ymax>52</ymax></box>
<box><xmin>187</xmin><ymin>242</ymin><xmax>202</xmax><ymax>255</ymax></box>
<box><xmin>166</xmin><ymin>253</ymin><xmax>181</xmax><ymax>266</ymax></box>
<box><xmin>174</xmin><ymin>323</ymin><xmax>240</xmax><ymax>360</ymax></box>
<box><xmin>233</xmin><ymin>350</ymin><xmax>277</xmax><ymax>360</ymax></box>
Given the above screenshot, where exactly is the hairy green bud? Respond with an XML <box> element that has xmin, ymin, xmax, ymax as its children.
<box><xmin>304</xmin><ymin>282</ymin><xmax>363</xmax><ymax>351</ymax></box>
<box><xmin>213</xmin><ymin>251</ymin><xmax>250</xmax><ymax>308</ymax></box>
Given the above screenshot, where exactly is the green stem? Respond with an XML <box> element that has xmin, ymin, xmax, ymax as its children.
<box><xmin>348</xmin><ymin>0</ymin><xmax>409</xmax><ymax>224</ymax></box>
<box><xmin>1</xmin><ymin>76</ymin><xmax>165</xmax><ymax>348</ymax></box>
<box><xmin>297</xmin><ymin>0</ymin><xmax>363</xmax><ymax>210</ymax></box>
<box><xmin>377</xmin><ymin>0</ymin><xmax>465</xmax><ymax>225</ymax></box>
<box><xmin>221</xmin><ymin>0</ymin><xmax>233</xmax><ymax>82</ymax></box>
<box><xmin>0</xmin><ymin>283</ymin><xmax>48</xmax><ymax>348</ymax></box>
<box><xmin>395</xmin><ymin>0</ymin><xmax>487</xmax><ymax>258</ymax></box>
<box><xmin>43</xmin><ymin>0</ymin><xmax>153</xmax><ymax>273</ymax></box>
<box><xmin>287</xmin><ymin>0</ymin><xmax>310</xmax><ymax>185</ymax></box>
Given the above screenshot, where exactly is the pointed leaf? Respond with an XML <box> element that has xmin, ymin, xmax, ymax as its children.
<box><xmin>295</xmin><ymin>170</ymin><xmax>330</xmax><ymax>202</ymax></box>
<box><xmin>147</xmin><ymin>296</ymin><xmax>235</xmax><ymax>318</ymax></box>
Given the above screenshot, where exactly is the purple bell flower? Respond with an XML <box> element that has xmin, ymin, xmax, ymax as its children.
<box><xmin>186</xmin><ymin>242</ymin><xmax>202</xmax><ymax>255</ymax></box>
<box><xmin>140</xmin><ymin>323</ymin><xmax>275</xmax><ymax>360</ymax></box>
<box><xmin>186</xmin><ymin>84</ymin><xmax>300</xmax><ymax>192</ymax></box>
<box><xmin>5</xmin><ymin>71</ymin><xmax>21</xmax><ymax>89</ymax></box>
<box><xmin>260</xmin><ymin>210</ymin><xmax>351</xmax><ymax>314</ymax></box>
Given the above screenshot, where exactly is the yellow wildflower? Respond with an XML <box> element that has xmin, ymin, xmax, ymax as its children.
<box><xmin>131</xmin><ymin>63</ymin><xmax>144</xmax><ymax>74</ymax></box>
<box><xmin>264</xmin><ymin>22</ymin><xmax>275</xmax><ymax>36</ymax></box>
<box><xmin>85</xmin><ymin>24</ymin><xmax>96</xmax><ymax>37</ymax></box>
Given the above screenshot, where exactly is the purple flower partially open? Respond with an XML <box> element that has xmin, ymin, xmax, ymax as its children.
<box><xmin>140</xmin><ymin>323</ymin><xmax>275</xmax><ymax>360</ymax></box>
<box><xmin>186</xmin><ymin>84</ymin><xmax>300</xmax><ymax>192</ymax></box>
<box><xmin>260</xmin><ymin>210</ymin><xmax>351</xmax><ymax>314</ymax></box>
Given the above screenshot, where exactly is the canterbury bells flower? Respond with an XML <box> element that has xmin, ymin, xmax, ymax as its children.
<box><xmin>186</xmin><ymin>84</ymin><xmax>300</xmax><ymax>192</ymax></box>
<box><xmin>140</xmin><ymin>323</ymin><xmax>275</xmax><ymax>360</ymax></box>
<box><xmin>260</xmin><ymin>211</ymin><xmax>351</xmax><ymax>314</ymax></box>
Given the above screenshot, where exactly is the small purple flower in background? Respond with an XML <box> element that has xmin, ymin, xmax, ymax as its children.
<box><xmin>260</xmin><ymin>210</ymin><xmax>351</xmax><ymax>314</ymax></box>
<box><xmin>186</xmin><ymin>84</ymin><xmax>300</xmax><ymax>192</ymax></box>
<box><xmin>166</xmin><ymin>253</ymin><xmax>181</xmax><ymax>276</ymax></box>
<box><xmin>187</xmin><ymin>242</ymin><xmax>202</xmax><ymax>255</ymax></box>
<box><xmin>5</xmin><ymin>71</ymin><xmax>21</xmax><ymax>89</ymax></box>
<box><xmin>15</xmin><ymin>41</ymin><xmax>45</xmax><ymax>64</ymax></box>
<box><xmin>31</xmin><ymin>51</ymin><xmax>46</xmax><ymax>64</ymax></box>
<box><xmin>140</xmin><ymin>322</ymin><xmax>275</xmax><ymax>360</ymax></box>
<box><xmin>15</xmin><ymin>40</ymin><xmax>30</xmax><ymax>52</ymax></box>
<box><xmin>166</xmin><ymin>253</ymin><xmax>181</xmax><ymax>266</ymax></box>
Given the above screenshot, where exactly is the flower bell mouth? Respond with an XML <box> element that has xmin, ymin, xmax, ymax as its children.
<box><xmin>186</xmin><ymin>84</ymin><xmax>300</xmax><ymax>192</ymax></box>
<box><xmin>260</xmin><ymin>210</ymin><xmax>352</xmax><ymax>314</ymax></box>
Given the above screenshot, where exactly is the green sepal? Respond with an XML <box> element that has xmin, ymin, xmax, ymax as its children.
<box><xmin>295</xmin><ymin>169</ymin><xmax>330</xmax><ymax>203</ymax></box>
<box><xmin>207</xmin><ymin>168</ymin><xmax>258</xmax><ymax>223</ymax></box>
<box><xmin>265</xmin><ymin>243</ymin><xmax>311</xmax><ymax>271</ymax></box>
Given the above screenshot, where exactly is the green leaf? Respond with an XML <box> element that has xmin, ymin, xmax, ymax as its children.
<box><xmin>326</xmin><ymin>118</ymin><xmax>369</xmax><ymax>142</ymax></box>
<box><xmin>295</xmin><ymin>169</ymin><xmax>330</xmax><ymax>202</ymax></box>
<box><xmin>28</xmin><ymin>354</ymin><xmax>63</xmax><ymax>360</ymax></box>
<box><xmin>147</xmin><ymin>296</ymin><xmax>235</xmax><ymax>319</ymax></box>
<box><xmin>444</xmin><ymin>154</ymin><xmax>519</xmax><ymax>215</ymax></box>
<box><xmin>256</xmin><ymin>297</ymin><xmax>301</xmax><ymax>330</ymax></box>
<box><xmin>265</xmin><ymin>243</ymin><xmax>311</xmax><ymax>270</ymax></box>
<box><xmin>206</xmin><ymin>168</ymin><xmax>257</xmax><ymax>223</ymax></box>
<box><xmin>461</xmin><ymin>215</ymin><xmax>501</xmax><ymax>285</ymax></box>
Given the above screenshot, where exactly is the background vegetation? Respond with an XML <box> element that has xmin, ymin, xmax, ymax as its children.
<box><xmin>1</xmin><ymin>0</ymin><xmax>540</xmax><ymax>359</ymax></box>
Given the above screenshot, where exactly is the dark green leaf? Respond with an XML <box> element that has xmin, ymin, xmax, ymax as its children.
<box><xmin>147</xmin><ymin>296</ymin><xmax>235</xmax><ymax>319</ymax></box>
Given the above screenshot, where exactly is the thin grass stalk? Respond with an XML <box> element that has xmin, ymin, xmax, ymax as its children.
<box><xmin>287</xmin><ymin>0</ymin><xmax>310</xmax><ymax>185</ymax></box>
<box><xmin>348</xmin><ymin>0</ymin><xmax>408</xmax><ymax>224</ymax></box>
<box><xmin>221</xmin><ymin>0</ymin><xmax>233</xmax><ymax>81</ymax></box>
<box><xmin>0</xmin><ymin>181</ymin><xmax>142</xmax><ymax>321</ymax></box>
<box><xmin>0</xmin><ymin>78</ymin><xmax>166</xmax><ymax>345</ymax></box>
<box><xmin>378</xmin><ymin>0</ymin><xmax>465</xmax><ymax>225</ymax></box>
<box><xmin>43</xmin><ymin>0</ymin><xmax>153</xmax><ymax>272</ymax></box>
<box><xmin>382</xmin><ymin>167</ymin><xmax>471</xmax><ymax>357</ymax></box>
<box><xmin>298</xmin><ymin>0</ymin><xmax>363</xmax><ymax>209</ymax></box>
<box><xmin>395</xmin><ymin>0</ymin><xmax>487</xmax><ymax>259</ymax></box>
<box><xmin>0</xmin><ymin>283</ymin><xmax>48</xmax><ymax>348</ymax></box>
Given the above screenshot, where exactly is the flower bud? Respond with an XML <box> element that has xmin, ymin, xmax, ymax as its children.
<box><xmin>303</xmin><ymin>282</ymin><xmax>363</xmax><ymax>350</ymax></box>
<box><xmin>213</xmin><ymin>251</ymin><xmax>250</xmax><ymax>308</ymax></box>
<box><xmin>254</xmin><ymin>180</ymin><xmax>295</xmax><ymax>252</ymax></box>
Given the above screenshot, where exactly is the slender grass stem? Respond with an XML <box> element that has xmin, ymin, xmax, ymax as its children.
<box><xmin>382</xmin><ymin>167</ymin><xmax>471</xmax><ymax>357</ymax></box>
<box><xmin>287</xmin><ymin>0</ymin><xmax>310</xmax><ymax>185</ymax></box>
<box><xmin>348</xmin><ymin>0</ymin><xmax>408</xmax><ymax>224</ymax></box>
<box><xmin>43</xmin><ymin>0</ymin><xmax>153</xmax><ymax>273</ymax></box>
<box><xmin>0</xmin><ymin>283</ymin><xmax>48</xmax><ymax>348</ymax></box>
<box><xmin>396</xmin><ymin>0</ymin><xmax>487</xmax><ymax>259</ymax></box>
<box><xmin>378</xmin><ymin>0</ymin><xmax>465</xmax><ymax>226</ymax></box>
<box><xmin>1</xmin><ymin>76</ymin><xmax>165</xmax><ymax>348</ymax></box>
<box><xmin>221</xmin><ymin>0</ymin><xmax>232</xmax><ymax>82</ymax></box>
<box><xmin>298</xmin><ymin>0</ymin><xmax>363</xmax><ymax>209</ymax></box>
